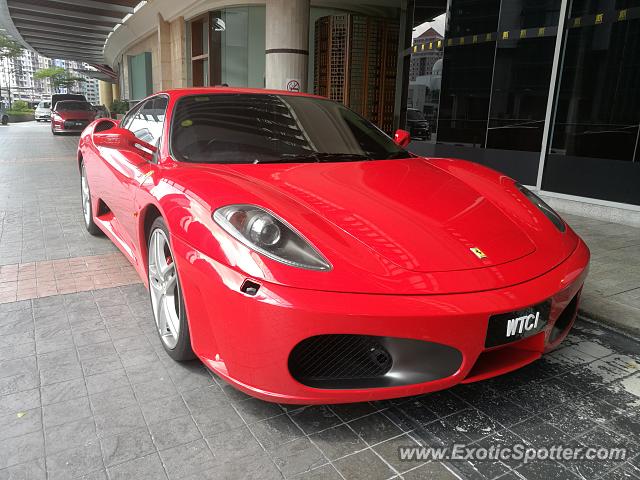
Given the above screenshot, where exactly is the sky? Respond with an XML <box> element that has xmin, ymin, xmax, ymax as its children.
<box><xmin>412</xmin><ymin>13</ymin><xmax>446</xmax><ymax>39</ymax></box>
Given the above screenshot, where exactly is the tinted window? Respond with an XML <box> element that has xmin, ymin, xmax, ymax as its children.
<box><xmin>127</xmin><ymin>96</ymin><xmax>168</xmax><ymax>145</ymax></box>
<box><xmin>57</xmin><ymin>101</ymin><xmax>91</xmax><ymax>111</ymax></box>
<box><xmin>171</xmin><ymin>94</ymin><xmax>408</xmax><ymax>164</ymax></box>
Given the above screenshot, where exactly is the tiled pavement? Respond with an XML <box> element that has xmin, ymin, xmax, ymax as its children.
<box><xmin>0</xmin><ymin>122</ymin><xmax>639</xmax><ymax>480</ymax></box>
<box><xmin>564</xmin><ymin>214</ymin><xmax>640</xmax><ymax>336</ymax></box>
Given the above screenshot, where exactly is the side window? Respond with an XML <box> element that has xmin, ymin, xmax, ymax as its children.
<box><xmin>127</xmin><ymin>97</ymin><xmax>168</xmax><ymax>146</ymax></box>
<box><xmin>120</xmin><ymin>102</ymin><xmax>142</xmax><ymax>131</ymax></box>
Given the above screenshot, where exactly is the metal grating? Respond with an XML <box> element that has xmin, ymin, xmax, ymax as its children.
<box><xmin>289</xmin><ymin>334</ymin><xmax>393</xmax><ymax>385</ymax></box>
<box><xmin>314</xmin><ymin>14</ymin><xmax>400</xmax><ymax>134</ymax></box>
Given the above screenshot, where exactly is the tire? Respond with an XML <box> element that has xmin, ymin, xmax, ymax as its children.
<box><xmin>1</xmin><ymin>115</ymin><xmax>8</xmax><ymax>125</ymax></box>
<box><xmin>147</xmin><ymin>217</ymin><xmax>195</xmax><ymax>361</ymax></box>
<box><xmin>80</xmin><ymin>161</ymin><xmax>102</xmax><ymax>236</ymax></box>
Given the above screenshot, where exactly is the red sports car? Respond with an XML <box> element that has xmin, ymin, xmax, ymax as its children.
<box><xmin>78</xmin><ymin>88</ymin><xmax>589</xmax><ymax>404</ymax></box>
<box><xmin>52</xmin><ymin>100</ymin><xmax>96</xmax><ymax>135</ymax></box>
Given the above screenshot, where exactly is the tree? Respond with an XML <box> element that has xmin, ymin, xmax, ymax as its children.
<box><xmin>34</xmin><ymin>66</ymin><xmax>86</xmax><ymax>93</ymax></box>
<box><xmin>0</xmin><ymin>34</ymin><xmax>24</xmax><ymax>107</ymax></box>
<box><xmin>0</xmin><ymin>34</ymin><xmax>22</xmax><ymax>60</ymax></box>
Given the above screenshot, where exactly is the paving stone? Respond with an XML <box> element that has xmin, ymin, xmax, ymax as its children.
<box><xmin>191</xmin><ymin>403</ymin><xmax>245</xmax><ymax>437</ymax></box>
<box><xmin>269</xmin><ymin>437</ymin><xmax>326</xmax><ymax>477</ymax></box>
<box><xmin>0</xmin><ymin>388</ymin><xmax>40</xmax><ymax>415</ymax></box>
<box><xmin>158</xmin><ymin>439</ymin><xmax>217</xmax><ymax>480</ymax></box>
<box><xmin>44</xmin><ymin>416</ymin><xmax>98</xmax><ymax>455</ymax></box>
<box><xmin>333</xmin><ymin>448</ymin><xmax>396</xmax><ymax>480</ymax></box>
<box><xmin>288</xmin><ymin>404</ymin><xmax>341</xmax><ymax>434</ymax></box>
<box><xmin>99</xmin><ymin>427</ymin><xmax>155</xmax><ymax>468</ymax></box>
<box><xmin>0</xmin><ymin>457</ymin><xmax>46</xmax><ymax>480</ymax></box>
<box><xmin>148</xmin><ymin>414</ymin><xmax>201</xmax><ymax>451</ymax></box>
<box><xmin>140</xmin><ymin>394</ymin><xmax>189</xmax><ymax>425</ymax></box>
<box><xmin>0</xmin><ymin>432</ymin><xmax>44</xmax><ymax>469</ymax></box>
<box><xmin>0</xmin><ymin>407</ymin><xmax>42</xmax><ymax>441</ymax></box>
<box><xmin>348</xmin><ymin>412</ymin><xmax>404</xmax><ymax>445</ymax></box>
<box><xmin>205</xmin><ymin>425</ymin><xmax>263</xmax><ymax>462</ymax></box>
<box><xmin>107</xmin><ymin>452</ymin><xmax>167</xmax><ymax>480</ymax></box>
<box><xmin>310</xmin><ymin>423</ymin><xmax>367</xmax><ymax>461</ymax></box>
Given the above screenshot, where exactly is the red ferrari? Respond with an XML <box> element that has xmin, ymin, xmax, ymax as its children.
<box><xmin>78</xmin><ymin>88</ymin><xmax>589</xmax><ymax>404</ymax></box>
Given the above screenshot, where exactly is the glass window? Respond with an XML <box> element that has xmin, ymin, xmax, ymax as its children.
<box><xmin>543</xmin><ymin>5</ymin><xmax>640</xmax><ymax>205</ymax></box>
<box><xmin>187</xmin><ymin>7</ymin><xmax>265</xmax><ymax>88</ymax></box>
<box><xmin>127</xmin><ymin>96</ymin><xmax>168</xmax><ymax>145</ymax></box>
<box><xmin>170</xmin><ymin>94</ymin><xmax>408</xmax><ymax>164</ymax></box>
<box><xmin>437</xmin><ymin>42</ymin><xmax>496</xmax><ymax>146</ymax></box>
<box><xmin>486</xmin><ymin>0</ymin><xmax>560</xmax><ymax>152</ymax></box>
<box><xmin>56</xmin><ymin>101</ymin><xmax>91</xmax><ymax>111</ymax></box>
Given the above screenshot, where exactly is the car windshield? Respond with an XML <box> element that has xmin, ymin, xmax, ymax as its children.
<box><xmin>57</xmin><ymin>101</ymin><xmax>91</xmax><ymax>111</ymax></box>
<box><xmin>171</xmin><ymin>94</ymin><xmax>409</xmax><ymax>164</ymax></box>
<box><xmin>407</xmin><ymin>110</ymin><xmax>424</xmax><ymax>121</ymax></box>
<box><xmin>39</xmin><ymin>102</ymin><xmax>50</xmax><ymax>109</ymax></box>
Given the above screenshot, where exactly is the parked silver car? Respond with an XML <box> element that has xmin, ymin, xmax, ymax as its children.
<box><xmin>35</xmin><ymin>101</ymin><xmax>51</xmax><ymax>122</ymax></box>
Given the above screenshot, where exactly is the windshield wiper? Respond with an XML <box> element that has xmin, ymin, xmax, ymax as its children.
<box><xmin>254</xmin><ymin>152</ymin><xmax>373</xmax><ymax>164</ymax></box>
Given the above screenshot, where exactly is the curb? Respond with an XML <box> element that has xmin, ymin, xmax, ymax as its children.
<box><xmin>578</xmin><ymin>293</ymin><xmax>640</xmax><ymax>339</ymax></box>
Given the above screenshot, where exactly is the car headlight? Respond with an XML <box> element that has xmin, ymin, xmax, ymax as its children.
<box><xmin>213</xmin><ymin>205</ymin><xmax>331</xmax><ymax>271</ymax></box>
<box><xmin>515</xmin><ymin>183</ymin><xmax>566</xmax><ymax>232</ymax></box>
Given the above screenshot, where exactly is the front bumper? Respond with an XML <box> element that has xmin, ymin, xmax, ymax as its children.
<box><xmin>52</xmin><ymin>120</ymin><xmax>89</xmax><ymax>132</ymax></box>
<box><xmin>172</xmin><ymin>236</ymin><xmax>589</xmax><ymax>404</ymax></box>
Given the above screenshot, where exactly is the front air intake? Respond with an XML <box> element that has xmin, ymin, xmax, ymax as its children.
<box><xmin>288</xmin><ymin>334</ymin><xmax>462</xmax><ymax>389</ymax></box>
<box><xmin>289</xmin><ymin>334</ymin><xmax>392</xmax><ymax>385</ymax></box>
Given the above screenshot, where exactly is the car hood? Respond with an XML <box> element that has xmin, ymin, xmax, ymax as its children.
<box><xmin>199</xmin><ymin>159</ymin><xmax>538</xmax><ymax>273</ymax></box>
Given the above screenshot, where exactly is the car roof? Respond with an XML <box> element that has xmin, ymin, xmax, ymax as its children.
<box><xmin>157</xmin><ymin>87</ymin><xmax>326</xmax><ymax>101</ymax></box>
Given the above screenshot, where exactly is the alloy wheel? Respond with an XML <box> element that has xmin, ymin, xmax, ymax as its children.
<box><xmin>148</xmin><ymin>228</ymin><xmax>181</xmax><ymax>349</ymax></box>
<box><xmin>80</xmin><ymin>165</ymin><xmax>91</xmax><ymax>227</ymax></box>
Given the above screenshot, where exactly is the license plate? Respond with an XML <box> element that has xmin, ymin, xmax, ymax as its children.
<box><xmin>485</xmin><ymin>301</ymin><xmax>551</xmax><ymax>348</ymax></box>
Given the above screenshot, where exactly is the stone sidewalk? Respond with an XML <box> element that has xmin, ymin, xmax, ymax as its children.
<box><xmin>562</xmin><ymin>213</ymin><xmax>640</xmax><ymax>336</ymax></box>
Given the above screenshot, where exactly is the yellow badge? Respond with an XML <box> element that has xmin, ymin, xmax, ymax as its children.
<box><xmin>181</xmin><ymin>119</ymin><xmax>193</xmax><ymax>127</ymax></box>
<box><xmin>470</xmin><ymin>247</ymin><xmax>487</xmax><ymax>259</ymax></box>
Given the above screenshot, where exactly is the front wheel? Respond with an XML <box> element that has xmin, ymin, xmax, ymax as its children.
<box><xmin>80</xmin><ymin>162</ymin><xmax>101</xmax><ymax>235</ymax></box>
<box><xmin>148</xmin><ymin>217</ymin><xmax>195</xmax><ymax>361</ymax></box>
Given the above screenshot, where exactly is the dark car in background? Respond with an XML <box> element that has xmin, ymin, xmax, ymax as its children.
<box><xmin>406</xmin><ymin>108</ymin><xmax>430</xmax><ymax>141</ymax></box>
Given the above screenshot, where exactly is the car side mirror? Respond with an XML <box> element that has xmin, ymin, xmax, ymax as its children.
<box><xmin>394</xmin><ymin>129</ymin><xmax>411</xmax><ymax>148</ymax></box>
<box><xmin>93</xmin><ymin>127</ymin><xmax>157</xmax><ymax>162</ymax></box>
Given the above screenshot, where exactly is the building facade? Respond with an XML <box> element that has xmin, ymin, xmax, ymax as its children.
<box><xmin>408</xmin><ymin>0</ymin><xmax>640</xmax><ymax>224</ymax></box>
<box><xmin>90</xmin><ymin>0</ymin><xmax>639</xmax><ymax>224</ymax></box>
<box><xmin>0</xmin><ymin>50</ymin><xmax>52</xmax><ymax>106</ymax></box>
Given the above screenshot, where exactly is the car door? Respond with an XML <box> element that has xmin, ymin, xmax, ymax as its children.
<box><xmin>97</xmin><ymin>96</ymin><xmax>168</xmax><ymax>254</ymax></box>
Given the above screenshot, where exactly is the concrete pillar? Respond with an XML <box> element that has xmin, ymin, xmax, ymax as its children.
<box><xmin>112</xmin><ymin>82</ymin><xmax>120</xmax><ymax>100</ymax></box>
<box><xmin>265</xmin><ymin>0</ymin><xmax>310</xmax><ymax>91</ymax></box>
<box><xmin>170</xmin><ymin>17</ymin><xmax>187</xmax><ymax>88</ymax></box>
<box><xmin>158</xmin><ymin>13</ymin><xmax>173</xmax><ymax>90</ymax></box>
<box><xmin>99</xmin><ymin>80</ymin><xmax>113</xmax><ymax>109</ymax></box>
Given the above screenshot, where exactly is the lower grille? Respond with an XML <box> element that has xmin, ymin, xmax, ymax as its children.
<box><xmin>289</xmin><ymin>335</ymin><xmax>392</xmax><ymax>386</ymax></box>
<box><xmin>550</xmin><ymin>292</ymin><xmax>580</xmax><ymax>342</ymax></box>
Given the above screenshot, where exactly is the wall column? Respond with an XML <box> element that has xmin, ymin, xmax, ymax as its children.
<box><xmin>265</xmin><ymin>0</ymin><xmax>310</xmax><ymax>91</ymax></box>
<box><xmin>157</xmin><ymin>13</ymin><xmax>173</xmax><ymax>89</ymax></box>
<box><xmin>98</xmin><ymin>80</ymin><xmax>113</xmax><ymax>109</ymax></box>
<box><xmin>112</xmin><ymin>82</ymin><xmax>120</xmax><ymax>100</ymax></box>
<box><xmin>170</xmin><ymin>17</ymin><xmax>187</xmax><ymax>88</ymax></box>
